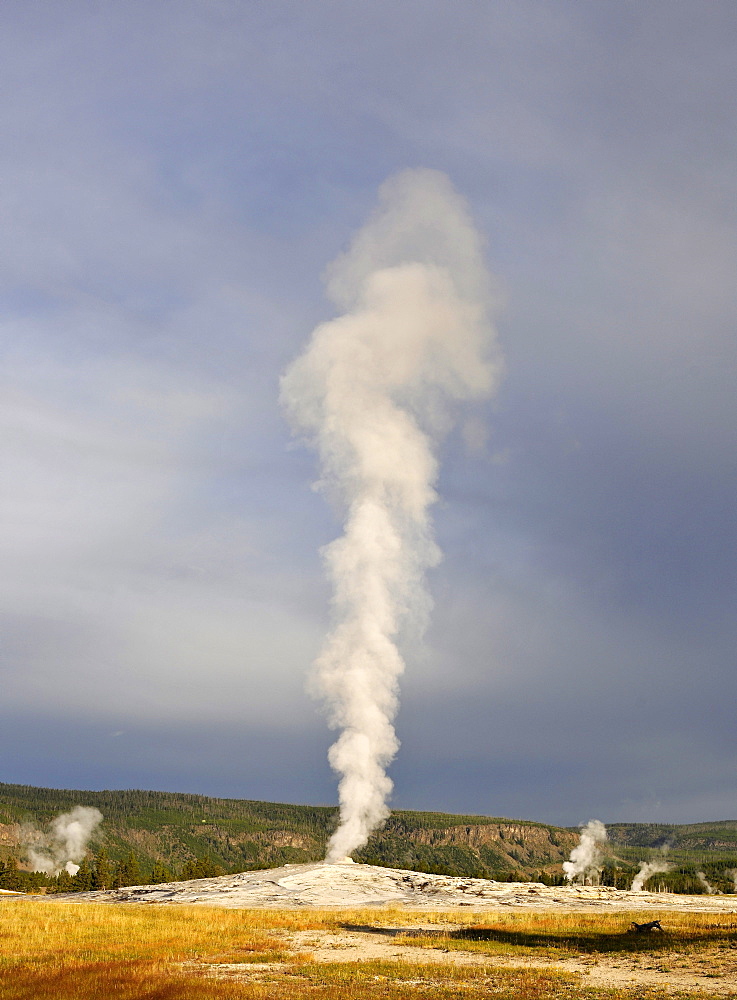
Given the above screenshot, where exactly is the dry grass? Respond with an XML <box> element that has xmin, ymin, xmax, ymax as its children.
<box><xmin>1</xmin><ymin>900</ymin><xmax>734</xmax><ymax>999</ymax></box>
<box><xmin>0</xmin><ymin>899</ymin><xmax>296</xmax><ymax>999</ymax></box>
<box><xmin>397</xmin><ymin>909</ymin><xmax>737</xmax><ymax>958</ymax></box>
<box><xmin>266</xmin><ymin>960</ymin><xmax>582</xmax><ymax>999</ymax></box>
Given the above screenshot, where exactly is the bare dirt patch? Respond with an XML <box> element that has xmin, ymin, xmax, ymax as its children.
<box><xmin>195</xmin><ymin>918</ymin><xmax>737</xmax><ymax>995</ymax></box>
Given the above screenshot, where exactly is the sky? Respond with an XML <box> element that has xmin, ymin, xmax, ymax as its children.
<box><xmin>1</xmin><ymin>0</ymin><xmax>736</xmax><ymax>828</ymax></box>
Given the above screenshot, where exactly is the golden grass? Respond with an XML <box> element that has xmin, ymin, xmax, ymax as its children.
<box><xmin>272</xmin><ymin>960</ymin><xmax>582</xmax><ymax>999</ymax></box>
<box><xmin>1</xmin><ymin>900</ymin><xmax>734</xmax><ymax>999</ymax></box>
<box><xmin>0</xmin><ymin>899</ymin><xmax>293</xmax><ymax>999</ymax></box>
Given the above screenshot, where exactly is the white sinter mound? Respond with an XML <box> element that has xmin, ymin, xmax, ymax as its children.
<box><xmin>50</xmin><ymin>862</ymin><xmax>737</xmax><ymax>912</ymax></box>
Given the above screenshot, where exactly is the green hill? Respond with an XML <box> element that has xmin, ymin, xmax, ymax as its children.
<box><xmin>0</xmin><ymin>781</ymin><xmax>574</xmax><ymax>883</ymax></box>
<box><xmin>2</xmin><ymin>782</ymin><xmax>736</xmax><ymax>894</ymax></box>
<box><xmin>607</xmin><ymin>820</ymin><xmax>737</xmax><ymax>854</ymax></box>
<box><xmin>603</xmin><ymin>821</ymin><xmax>737</xmax><ymax>893</ymax></box>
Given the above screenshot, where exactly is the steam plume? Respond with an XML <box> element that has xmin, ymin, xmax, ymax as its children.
<box><xmin>696</xmin><ymin>871</ymin><xmax>721</xmax><ymax>894</ymax></box>
<box><xmin>563</xmin><ymin>820</ymin><xmax>607</xmax><ymax>884</ymax></box>
<box><xmin>631</xmin><ymin>858</ymin><xmax>672</xmax><ymax>891</ymax></box>
<box><xmin>281</xmin><ymin>169</ymin><xmax>503</xmax><ymax>862</ymax></box>
<box><xmin>27</xmin><ymin>806</ymin><xmax>103</xmax><ymax>876</ymax></box>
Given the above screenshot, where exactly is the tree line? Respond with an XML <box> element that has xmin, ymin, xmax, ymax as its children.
<box><xmin>0</xmin><ymin>850</ymin><xmax>232</xmax><ymax>894</ymax></box>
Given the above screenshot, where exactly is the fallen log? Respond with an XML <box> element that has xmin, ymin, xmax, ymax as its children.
<box><xmin>628</xmin><ymin>919</ymin><xmax>663</xmax><ymax>933</ymax></box>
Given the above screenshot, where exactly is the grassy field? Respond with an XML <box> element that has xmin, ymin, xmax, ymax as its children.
<box><xmin>1</xmin><ymin>900</ymin><xmax>736</xmax><ymax>999</ymax></box>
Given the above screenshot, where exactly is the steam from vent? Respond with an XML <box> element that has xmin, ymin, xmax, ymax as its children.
<box><xmin>563</xmin><ymin>820</ymin><xmax>607</xmax><ymax>884</ymax></box>
<box><xmin>281</xmin><ymin>169</ymin><xmax>503</xmax><ymax>862</ymax></box>
<box><xmin>631</xmin><ymin>858</ymin><xmax>672</xmax><ymax>891</ymax></box>
<box><xmin>696</xmin><ymin>871</ymin><xmax>721</xmax><ymax>894</ymax></box>
<box><xmin>27</xmin><ymin>806</ymin><xmax>103</xmax><ymax>876</ymax></box>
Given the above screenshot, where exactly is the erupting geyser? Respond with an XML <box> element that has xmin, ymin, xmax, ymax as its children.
<box><xmin>563</xmin><ymin>819</ymin><xmax>608</xmax><ymax>885</ymax></box>
<box><xmin>282</xmin><ymin>169</ymin><xmax>503</xmax><ymax>862</ymax></box>
<box><xmin>26</xmin><ymin>806</ymin><xmax>103</xmax><ymax>877</ymax></box>
<box><xmin>631</xmin><ymin>857</ymin><xmax>672</xmax><ymax>891</ymax></box>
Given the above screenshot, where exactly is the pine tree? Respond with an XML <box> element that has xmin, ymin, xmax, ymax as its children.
<box><xmin>73</xmin><ymin>858</ymin><xmax>93</xmax><ymax>892</ymax></box>
<box><xmin>55</xmin><ymin>869</ymin><xmax>73</xmax><ymax>893</ymax></box>
<box><xmin>92</xmin><ymin>848</ymin><xmax>112</xmax><ymax>890</ymax></box>
<box><xmin>114</xmin><ymin>850</ymin><xmax>142</xmax><ymax>888</ymax></box>
<box><xmin>0</xmin><ymin>858</ymin><xmax>19</xmax><ymax>891</ymax></box>
<box><xmin>126</xmin><ymin>850</ymin><xmax>141</xmax><ymax>885</ymax></box>
<box><xmin>151</xmin><ymin>860</ymin><xmax>172</xmax><ymax>884</ymax></box>
<box><xmin>182</xmin><ymin>858</ymin><xmax>198</xmax><ymax>880</ymax></box>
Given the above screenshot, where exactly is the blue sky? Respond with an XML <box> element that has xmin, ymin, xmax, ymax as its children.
<box><xmin>1</xmin><ymin>0</ymin><xmax>735</xmax><ymax>826</ymax></box>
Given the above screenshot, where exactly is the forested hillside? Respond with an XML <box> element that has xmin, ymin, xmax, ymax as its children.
<box><xmin>607</xmin><ymin>821</ymin><xmax>737</xmax><ymax>854</ymax></box>
<box><xmin>0</xmin><ymin>782</ymin><xmax>575</xmax><ymax>886</ymax></box>
<box><xmin>1</xmin><ymin>782</ymin><xmax>736</xmax><ymax>894</ymax></box>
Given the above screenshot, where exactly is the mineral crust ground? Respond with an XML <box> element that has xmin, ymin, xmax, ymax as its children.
<box><xmin>43</xmin><ymin>861</ymin><xmax>737</xmax><ymax>912</ymax></box>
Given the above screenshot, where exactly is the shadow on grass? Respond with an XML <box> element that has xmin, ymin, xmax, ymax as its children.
<box><xmin>339</xmin><ymin>922</ymin><xmax>737</xmax><ymax>955</ymax></box>
<box><xmin>339</xmin><ymin>924</ymin><xmax>410</xmax><ymax>937</ymax></box>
